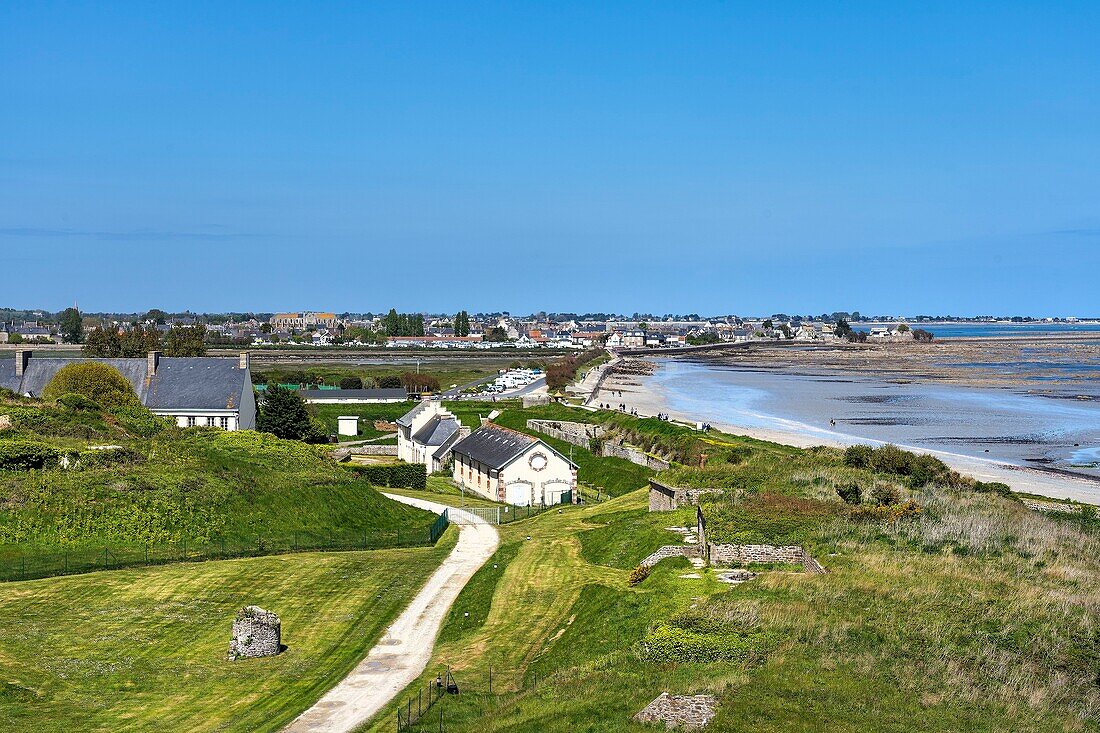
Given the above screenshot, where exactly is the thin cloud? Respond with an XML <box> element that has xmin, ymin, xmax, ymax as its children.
<box><xmin>0</xmin><ymin>227</ymin><xmax>258</xmax><ymax>241</ymax></box>
<box><xmin>1050</xmin><ymin>227</ymin><xmax>1100</xmax><ymax>237</ymax></box>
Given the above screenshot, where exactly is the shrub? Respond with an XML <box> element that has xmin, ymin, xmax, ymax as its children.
<box><xmin>843</xmin><ymin>444</ymin><xmax>874</xmax><ymax>469</ymax></box>
<box><xmin>870</xmin><ymin>444</ymin><xmax>912</xmax><ymax>476</ymax></box>
<box><xmin>0</xmin><ymin>439</ymin><xmax>62</xmax><ymax>471</ymax></box>
<box><xmin>257</xmin><ymin>384</ymin><xmax>313</xmax><ymax>440</ymax></box>
<box><xmin>74</xmin><ymin>447</ymin><xmax>145</xmax><ymax>469</ymax></box>
<box><xmin>41</xmin><ymin>363</ymin><xmax>141</xmax><ymax>408</ymax></box>
<box><xmin>849</xmin><ymin>499</ymin><xmax>922</xmax><ymax>522</ymax></box>
<box><xmin>56</xmin><ymin>393</ymin><xmax>103</xmax><ymax>411</ymax></box>
<box><xmin>378</xmin><ymin>375</ymin><xmax>403</xmax><ymax>389</ymax></box>
<box><xmin>973</xmin><ymin>480</ymin><xmax>1012</xmax><ymax>497</ymax></box>
<box><xmin>836</xmin><ymin>482</ymin><xmax>863</xmax><ymax>505</ymax></box>
<box><xmin>348</xmin><ymin>462</ymin><xmax>427</xmax><ymax>489</ymax></box>
<box><xmin>338</xmin><ymin>376</ymin><xmax>363</xmax><ymax>390</ymax></box>
<box><xmin>871</xmin><ymin>484</ymin><xmax>901</xmax><ymax>506</ymax></box>
<box><xmin>627</xmin><ymin>564</ymin><xmax>651</xmax><ymax>586</ymax></box>
<box><xmin>640</xmin><ymin>621</ymin><xmax>767</xmax><ymax>664</ymax></box>
<box><xmin>110</xmin><ymin>405</ymin><xmax>171</xmax><ymax>438</ymax></box>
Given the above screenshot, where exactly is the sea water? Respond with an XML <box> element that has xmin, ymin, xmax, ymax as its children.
<box><xmin>646</xmin><ymin>359</ymin><xmax>1100</xmax><ymax>477</ymax></box>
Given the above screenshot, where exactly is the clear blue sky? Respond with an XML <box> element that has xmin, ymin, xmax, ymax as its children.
<box><xmin>2</xmin><ymin>2</ymin><xmax>1098</xmax><ymax>316</ymax></box>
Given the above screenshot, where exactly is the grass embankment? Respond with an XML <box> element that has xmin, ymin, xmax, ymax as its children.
<box><xmin>360</xmin><ymin>411</ymin><xmax>1100</xmax><ymax>732</ymax></box>
<box><xmin>0</xmin><ymin>530</ymin><xmax>458</xmax><ymax>733</ymax></box>
<box><xmin>0</xmin><ymin>396</ymin><xmax>435</xmax><ymax>570</ymax></box>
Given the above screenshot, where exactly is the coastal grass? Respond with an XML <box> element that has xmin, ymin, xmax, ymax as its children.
<box><xmin>0</xmin><ymin>530</ymin><xmax>457</xmax><ymax>733</ymax></box>
<box><xmin>360</xmin><ymin>416</ymin><xmax>1100</xmax><ymax>732</ymax></box>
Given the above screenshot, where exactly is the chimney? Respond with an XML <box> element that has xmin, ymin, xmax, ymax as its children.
<box><xmin>239</xmin><ymin>352</ymin><xmax>250</xmax><ymax>370</ymax></box>
<box><xmin>15</xmin><ymin>350</ymin><xmax>31</xmax><ymax>377</ymax></box>
<box><xmin>147</xmin><ymin>351</ymin><xmax>161</xmax><ymax>377</ymax></box>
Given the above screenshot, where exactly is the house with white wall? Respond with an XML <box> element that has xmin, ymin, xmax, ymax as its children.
<box><xmin>451</xmin><ymin>423</ymin><xmax>577</xmax><ymax>506</ymax></box>
<box><xmin>1</xmin><ymin>349</ymin><xmax>256</xmax><ymax>430</ymax></box>
<box><xmin>396</xmin><ymin>400</ymin><xmax>466</xmax><ymax>473</ymax></box>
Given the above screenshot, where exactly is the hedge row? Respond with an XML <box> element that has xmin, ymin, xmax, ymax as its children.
<box><xmin>349</xmin><ymin>462</ymin><xmax>428</xmax><ymax>489</ymax></box>
<box><xmin>0</xmin><ymin>440</ymin><xmax>62</xmax><ymax>471</ymax></box>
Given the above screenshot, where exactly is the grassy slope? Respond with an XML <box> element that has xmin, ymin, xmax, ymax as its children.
<box><xmin>0</xmin><ymin>398</ymin><xmax>433</xmax><ymax>554</ymax></box>
<box><xmin>359</xmin><ymin>422</ymin><xmax>1100</xmax><ymax>731</ymax></box>
<box><xmin>0</xmin><ymin>529</ymin><xmax>457</xmax><ymax>732</ymax></box>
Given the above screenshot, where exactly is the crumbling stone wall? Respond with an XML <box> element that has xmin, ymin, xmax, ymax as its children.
<box><xmin>634</xmin><ymin>692</ymin><xmax>718</xmax><ymax>729</ymax></box>
<box><xmin>640</xmin><ymin>545</ymin><xmax>700</xmax><ymax>568</ymax></box>
<box><xmin>708</xmin><ymin>543</ymin><xmax>827</xmax><ymax>574</ymax></box>
<box><xmin>648</xmin><ymin>480</ymin><xmax>722</xmax><ymax>511</ymax></box>
<box><xmin>527</xmin><ymin>420</ymin><xmax>671</xmax><ymax>471</ymax></box>
<box><xmin>228</xmin><ymin>606</ymin><xmax>281</xmax><ymax>660</ymax></box>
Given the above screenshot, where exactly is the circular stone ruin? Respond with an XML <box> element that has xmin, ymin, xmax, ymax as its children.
<box><xmin>228</xmin><ymin>606</ymin><xmax>281</xmax><ymax>660</ymax></box>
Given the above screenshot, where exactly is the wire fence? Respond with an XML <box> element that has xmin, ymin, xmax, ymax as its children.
<box><xmin>459</xmin><ymin>498</ymin><xmax>568</xmax><ymax>526</ymax></box>
<box><xmin>0</xmin><ymin>510</ymin><xmax>450</xmax><ymax>583</ymax></box>
<box><xmin>395</xmin><ymin>663</ymin><xmax>560</xmax><ymax>732</ymax></box>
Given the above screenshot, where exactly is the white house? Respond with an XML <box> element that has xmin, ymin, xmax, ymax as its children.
<box><xmin>396</xmin><ymin>400</ymin><xmax>466</xmax><ymax>473</ymax></box>
<box><xmin>1</xmin><ymin>349</ymin><xmax>256</xmax><ymax>430</ymax></box>
<box><xmin>451</xmin><ymin>423</ymin><xmax>577</xmax><ymax>506</ymax></box>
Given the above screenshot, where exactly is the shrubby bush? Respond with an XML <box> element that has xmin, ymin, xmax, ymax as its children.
<box><xmin>627</xmin><ymin>564</ymin><xmax>651</xmax><ymax>586</ymax></box>
<box><xmin>348</xmin><ymin>462</ymin><xmax>428</xmax><ymax>489</ymax></box>
<box><xmin>56</xmin><ymin>393</ymin><xmax>103</xmax><ymax>411</ymax></box>
<box><xmin>73</xmin><ymin>447</ymin><xmax>145</xmax><ymax>470</ymax></box>
<box><xmin>871</xmin><ymin>484</ymin><xmax>901</xmax><ymax>506</ymax></box>
<box><xmin>0</xmin><ymin>439</ymin><xmax>62</xmax><ymax>471</ymax></box>
<box><xmin>640</xmin><ymin>620</ymin><xmax>768</xmax><ymax>664</ymax></box>
<box><xmin>836</xmin><ymin>482</ymin><xmax>863</xmax><ymax>504</ymax></box>
<box><xmin>42</xmin><ymin>362</ymin><xmax>140</xmax><ymax>408</ymax></box>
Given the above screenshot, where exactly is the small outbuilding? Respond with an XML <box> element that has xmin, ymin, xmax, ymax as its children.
<box><xmin>451</xmin><ymin>423</ymin><xmax>577</xmax><ymax>506</ymax></box>
<box><xmin>337</xmin><ymin>415</ymin><xmax>359</xmax><ymax>437</ymax></box>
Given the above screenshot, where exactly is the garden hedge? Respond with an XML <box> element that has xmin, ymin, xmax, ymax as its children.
<box><xmin>349</xmin><ymin>462</ymin><xmax>427</xmax><ymax>489</ymax></box>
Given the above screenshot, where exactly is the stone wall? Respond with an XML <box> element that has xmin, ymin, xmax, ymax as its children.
<box><xmin>707</xmin><ymin>543</ymin><xmax>827</xmax><ymax>574</ymax></box>
<box><xmin>602</xmin><ymin>441</ymin><xmax>671</xmax><ymax>471</ymax></box>
<box><xmin>527</xmin><ymin>419</ymin><xmax>671</xmax><ymax>471</ymax></box>
<box><xmin>648</xmin><ymin>479</ymin><xmax>721</xmax><ymax>511</ymax></box>
<box><xmin>228</xmin><ymin>606</ymin><xmax>281</xmax><ymax>660</ymax></box>
<box><xmin>347</xmin><ymin>444</ymin><xmax>399</xmax><ymax>456</ymax></box>
<box><xmin>634</xmin><ymin>692</ymin><xmax>718</xmax><ymax>730</ymax></box>
<box><xmin>640</xmin><ymin>544</ymin><xmax>700</xmax><ymax>567</ymax></box>
<box><xmin>708</xmin><ymin>543</ymin><xmax>806</xmax><ymax>566</ymax></box>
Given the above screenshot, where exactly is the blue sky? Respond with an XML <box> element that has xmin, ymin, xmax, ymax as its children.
<box><xmin>2</xmin><ymin>2</ymin><xmax>1098</xmax><ymax>316</ymax></box>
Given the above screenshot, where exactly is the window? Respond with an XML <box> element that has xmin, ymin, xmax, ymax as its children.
<box><xmin>219</xmin><ymin>416</ymin><xmax>229</xmax><ymax>430</ymax></box>
<box><xmin>206</xmin><ymin>416</ymin><xmax>215</xmax><ymax>427</ymax></box>
<box><xmin>186</xmin><ymin>416</ymin><xmax>196</xmax><ymax>428</ymax></box>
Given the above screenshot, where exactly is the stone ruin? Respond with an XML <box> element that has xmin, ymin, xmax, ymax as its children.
<box><xmin>634</xmin><ymin>692</ymin><xmax>718</xmax><ymax>729</ymax></box>
<box><xmin>228</xmin><ymin>606</ymin><xmax>281</xmax><ymax>661</ymax></box>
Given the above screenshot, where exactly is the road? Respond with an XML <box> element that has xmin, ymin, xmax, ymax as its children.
<box><xmin>282</xmin><ymin>495</ymin><xmax>499</xmax><ymax>733</ymax></box>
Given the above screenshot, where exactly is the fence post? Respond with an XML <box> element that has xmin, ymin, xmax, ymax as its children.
<box><xmin>104</xmin><ymin>546</ymin><xmax>108</xmax><ymax>569</ymax></box>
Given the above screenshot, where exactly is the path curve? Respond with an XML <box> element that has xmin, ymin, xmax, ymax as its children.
<box><xmin>283</xmin><ymin>495</ymin><xmax>499</xmax><ymax>733</ymax></box>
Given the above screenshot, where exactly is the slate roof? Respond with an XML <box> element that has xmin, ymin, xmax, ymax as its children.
<box><xmin>299</xmin><ymin>388</ymin><xmax>407</xmax><ymax>401</ymax></box>
<box><xmin>412</xmin><ymin>415</ymin><xmax>461</xmax><ymax>447</ymax></box>
<box><xmin>0</xmin><ymin>354</ymin><xmax>249</xmax><ymax>411</ymax></box>
<box><xmin>451</xmin><ymin>424</ymin><xmax>536</xmax><ymax>469</ymax></box>
<box><xmin>396</xmin><ymin>400</ymin><xmax>432</xmax><ymax>427</ymax></box>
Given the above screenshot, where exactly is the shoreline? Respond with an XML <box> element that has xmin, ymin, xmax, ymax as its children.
<box><xmin>593</xmin><ymin>363</ymin><xmax>1100</xmax><ymax>505</ymax></box>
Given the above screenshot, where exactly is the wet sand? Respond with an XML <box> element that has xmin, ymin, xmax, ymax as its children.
<box><xmin>594</xmin><ymin>363</ymin><xmax>1100</xmax><ymax>505</ymax></box>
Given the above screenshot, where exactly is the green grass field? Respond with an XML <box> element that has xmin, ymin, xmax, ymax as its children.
<box><xmin>0</xmin><ymin>529</ymin><xmax>457</xmax><ymax>732</ymax></box>
<box><xmin>358</xmin><ymin>410</ymin><xmax>1100</xmax><ymax>733</ymax></box>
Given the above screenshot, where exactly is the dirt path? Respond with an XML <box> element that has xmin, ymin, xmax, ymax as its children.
<box><xmin>283</xmin><ymin>495</ymin><xmax>499</xmax><ymax>733</ymax></box>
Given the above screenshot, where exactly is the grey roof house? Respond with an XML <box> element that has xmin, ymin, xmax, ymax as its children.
<box><xmin>1</xmin><ymin>350</ymin><xmax>256</xmax><ymax>431</ymax></box>
<box><xmin>396</xmin><ymin>399</ymin><xmax>468</xmax><ymax>473</ymax></box>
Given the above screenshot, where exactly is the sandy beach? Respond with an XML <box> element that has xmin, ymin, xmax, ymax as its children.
<box><xmin>593</xmin><ymin>361</ymin><xmax>1100</xmax><ymax>505</ymax></box>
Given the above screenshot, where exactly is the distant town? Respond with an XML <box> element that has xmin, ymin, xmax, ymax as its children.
<box><xmin>2</xmin><ymin>307</ymin><xmax>1095</xmax><ymax>352</ymax></box>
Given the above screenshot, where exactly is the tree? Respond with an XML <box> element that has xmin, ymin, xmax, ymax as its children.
<box><xmin>83</xmin><ymin>326</ymin><xmax>123</xmax><ymax>357</ymax></box>
<box><xmin>339</xmin><ymin>376</ymin><xmax>363</xmax><ymax>390</ymax></box>
<box><xmin>6</xmin><ymin>332</ymin><xmax>23</xmax><ymax>345</ymax></box>
<box><xmin>454</xmin><ymin>310</ymin><xmax>471</xmax><ymax>336</ymax></box>
<box><xmin>59</xmin><ymin>307</ymin><xmax>84</xmax><ymax>344</ymax></box>
<box><xmin>42</xmin><ymin>362</ymin><xmax>140</xmax><ymax>407</ymax></box>
<box><xmin>384</xmin><ymin>309</ymin><xmax>400</xmax><ymax>336</ymax></box>
<box><xmin>401</xmin><ymin>372</ymin><xmax>440</xmax><ymax>394</ymax></box>
<box><xmin>143</xmin><ymin>309</ymin><xmax>169</xmax><ymax>325</ymax></box>
<box><xmin>164</xmin><ymin>325</ymin><xmax>207</xmax><ymax>356</ymax></box>
<box><xmin>256</xmin><ymin>384</ymin><xmax>313</xmax><ymax>440</ymax></box>
<box><xmin>485</xmin><ymin>326</ymin><xmax>508</xmax><ymax>342</ymax></box>
<box><xmin>896</xmin><ymin>323</ymin><xmax>910</xmax><ymax>333</ymax></box>
<box><xmin>912</xmin><ymin>328</ymin><xmax>934</xmax><ymax>343</ymax></box>
<box><xmin>378</xmin><ymin>375</ymin><xmax>404</xmax><ymax>389</ymax></box>
<box><xmin>260</xmin><ymin>323</ymin><xmax>273</xmax><ymax>333</ymax></box>
<box><xmin>120</xmin><ymin>324</ymin><xmax>161</xmax><ymax>357</ymax></box>
<box><xmin>762</xmin><ymin>319</ymin><xmax>774</xmax><ymax>330</ymax></box>
<box><xmin>835</xmin><ymin>319</ymin><xmax>853</xmax><ymax>339</ymax></box>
